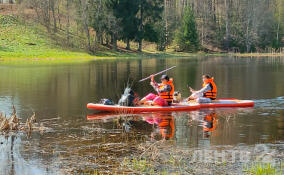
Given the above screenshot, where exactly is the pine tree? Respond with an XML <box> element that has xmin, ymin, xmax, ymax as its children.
<box><xmin>137</xmin><ymin>0</ymin><xmax>163</xmax><ymax>52</ymax></box>
<box><xmin>174</xmin><ymin>6</ymin><xmax>200</xmax><ymax>52</ymax></box>
<box><xmin>114</xmin><ymin>0</ymin><xmax>139</xmax><ymax>50</ymax></box>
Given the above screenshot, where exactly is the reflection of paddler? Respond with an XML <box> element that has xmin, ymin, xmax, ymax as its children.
<box><xmin>203</xmin><ymin>112</ymin><xmax>218</xmax><ymax>137</ymax></box>
<box><xmin>158</xmin><ymin>115</ymin><xmax>174</xmax><ymax>140</ymax></box>
<box><xmin>144</xmin><ymin>113</ymin><xmax>175</xmax><ymax>140</ymax></box>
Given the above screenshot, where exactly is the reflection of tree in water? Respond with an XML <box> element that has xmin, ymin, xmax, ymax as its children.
<box><xmin>0</xmin><ymin>135</ymin><xmax>16</xmax><ymax>175</ymax></box>
<box><xmin>0</xmin><ymin>134</ymin><xmax>59</xmax><ymax>175</ymax></box>
<box><xmin>10</xmin><ymin>135</ymin><xmax>15</xmax><ymax>175</ymax></box>
<box><xmin>174</xmin><ymin>110</ymin><xmax>220</xmax><ymax>148</ymax></box>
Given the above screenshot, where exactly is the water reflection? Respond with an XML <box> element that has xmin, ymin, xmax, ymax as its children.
<box><xmin>88</xmin><ymin>106</ymin><xmax>284</xmax><ymax>147</ymax></box>
<box><xmin>0</xmin><ymin>134</ymin><xmax>59</xmax><ymax>175</ymax></box>
<box><xmin>202</xmin><ymin>111</ymin><xmax>218</xmax><ymax>137</ymax></box>
<box><xmin>143</xmin><ymin>113</ymin><xmax>174</xmax><ymax>140</ymax></box>
<box><xmin>175</xmin><ymin>110</ymin><xmax>221</xmax><ymax>148</ymax></box>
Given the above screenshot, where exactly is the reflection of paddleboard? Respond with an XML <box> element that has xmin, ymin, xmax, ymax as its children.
<box><xmin>87</xmin><ymin>113</ymin><xmax>141</xmax><ymax>121</ymax></box>
<box><xmin>87</xmin><ymin>99</ymin><xmax>254</xmax><ymax>112</ymax></box>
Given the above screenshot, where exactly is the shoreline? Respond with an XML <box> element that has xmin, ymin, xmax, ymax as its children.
<box><xmin>0</xmin><ymin>52</ymin><xmax>283</xmax><ymax>63</ymax></box>
<box><xmin>234</xmin><ymin>53</ymin><xmax>284</xmax><ymax>57</ymax></box>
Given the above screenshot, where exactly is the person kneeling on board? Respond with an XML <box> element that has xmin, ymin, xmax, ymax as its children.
<box><xmin>138</xmin><ymin>74</ymin><xmax>174</xmax><ymax>106</ymax></box>
<box><xmin>188</xmin><ymin>74</ymin><xmax>217</xmax><ymax>103</ymax></box>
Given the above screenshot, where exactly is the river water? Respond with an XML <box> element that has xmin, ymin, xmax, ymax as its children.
<box><xmin>0</xmin><ymin>56</ymin><xmax>284</xmax><ymax>174</ymax></box>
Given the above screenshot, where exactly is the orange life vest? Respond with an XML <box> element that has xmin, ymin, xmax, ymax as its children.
<box><xmin>158</xmin><ymin>80</ymin><xmax>174</xmax><ymax>103</ymax></box>
<box><xmin>158</xmin><ymin>115</ymin><xmax>174</xmax><ymax>139</ymax></box>
<box><xmin>203</xmin><ymin>112</ymin><xmax>217</xmax><ymax>132</ymax></box>
<box><xmin>202</xmin><ymin>78</ymin><xmax>217</xmax><ymax>100</ymax></box>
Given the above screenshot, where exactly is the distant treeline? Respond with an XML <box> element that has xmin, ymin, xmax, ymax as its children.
<box><xmin>11</xmin><ymin>0</ymin><xmax>284</xmax><ymax>53</ymax></box>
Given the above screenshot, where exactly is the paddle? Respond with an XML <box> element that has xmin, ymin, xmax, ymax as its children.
<box><xmin>138</xmin><ymin>66</ymin><xmax>177</xmax><ymax>82</ymax></box>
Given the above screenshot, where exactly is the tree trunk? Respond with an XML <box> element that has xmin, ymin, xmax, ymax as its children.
<box><xmin>43</xmin><ymin>0</ymin><xmax>50</xmax><ymax>32</ymax></box>
<box><xmin>201</xmin><ymin>19</ymin><xmax>204</xmax><ymax>46</ymax></box>
<box><xmin>112</xmin><ymin>34</ymin><xmax>117</xmax><ymax>51</ymax></box>
<box><xmin>66</xmin><ymin>0</ymin><xmax>70</xmax><ymax>45</ymax></box>
<box><xmin>246</xmin><ymin>18</ymin><xmax>251</xmax><ymax>52</ymax></box>
<box><xmin>96</xmin><ymin>34</ymin><xmax>102</xmax><ymax>45</ymax></box>
<box><xmin>212</xmin><ymin>0</ymin><xmax>217</xmax><ymax>24</ymax></box>
<box><xmin>245</xmin><ymin>0</ymin><xmax>251</xmax><ymax>53</ymax></box>
<box><xmin>34</xmin><ymin>5</ymin><xmax>41</xmax><ymax>23</ymax></box>
<box><xmin>106</xmin><ymin>34</ymin><xmax>109</xmax><ymax>46</ymax></box>
<box><xmin>100</xmin><ymin>35</ymin><xmax>103</xmax><ymax>45</ymax></box>
<box><xmin>138</xmin><ymin>0</ymin><xmax>143</xmax><ymax>52</ymax></box>
<box><xmin>164</xmin><ymin>0</ymin><xmax>168</xmax><ymax>47</ymax></box>
<box><xmin>225</xmin><ymin>0</ymin><xmax>231</xmax><ymax>51</ymax></box>
<box><xmin>50</xmin><ymin>0</ymin><xmax>57</xmax><ymax>33</ymax></box>
<box><xmin>57</xmin><ymin>2</ymin><xmax>61</xmax><ymax>29</ymax></box>
<box><xmin>126</xmin><ymin>38</ymin><xmax>130</xmax><ymax>50</ymax></box>
<box><xmin>138</xmin><ymin>39</ymin><xmax>142</xmax><ymax>52</ymax></box>
<box><xmin>276</xmin><ymin>0</ymin><xmax>281</xmax><ymax>50</ymax></box>
<box><xmin>80</xmin><ymin>0</ymin><xmax>91</xmax><ymax>51</ymax></box>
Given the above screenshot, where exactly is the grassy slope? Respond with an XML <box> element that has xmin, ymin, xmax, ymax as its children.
<box><xmin>0</xmin><ymin>15</ymin><xmax>97</xmax><ymax>60</ymax></box>
<box><xmin>0</xmin><ymin>15</ymin><xmax>227</xmax><ymax>62</ymax></box>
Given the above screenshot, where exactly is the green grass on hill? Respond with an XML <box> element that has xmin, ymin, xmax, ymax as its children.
<box><xmin>0</xmin><ymin>15</ymin><xmax>96</xmax><ymax>60</ymax></box>
<box><xmin>0</xmin><ymin>15</ymin><xmax>227</xmax><ymax>62</ymax></box>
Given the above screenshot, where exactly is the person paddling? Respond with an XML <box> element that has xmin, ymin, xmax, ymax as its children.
<box><xmin>138</xmin><ymin>74</ymin><xmax>174</xmax><ymax>106</ymax></box>
<box><xmin>188</xmin><ymin>74</ymin><xmax>217</xmax><ymax>103</ymax></box>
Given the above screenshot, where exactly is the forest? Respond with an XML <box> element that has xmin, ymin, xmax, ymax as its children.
<box><xmin>3</xmin><ymin>0</ymin><xmax>284</xmax><ymax>53</ymax></box>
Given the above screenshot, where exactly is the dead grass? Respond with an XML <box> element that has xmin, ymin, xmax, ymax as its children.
<box><xmin>0</xmin><ymin>105</ymin><xmax>46</xmax><ymax>134</ymax></box>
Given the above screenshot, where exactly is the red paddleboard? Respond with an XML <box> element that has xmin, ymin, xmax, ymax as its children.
<box><xmin>87</xmin><ymin>99</ymin><xmax>254</xmax><ymax>113</ymax></box>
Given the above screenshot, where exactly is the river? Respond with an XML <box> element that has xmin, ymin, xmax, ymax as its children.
<box><xmin>0</xmin><ymin>56</ymin><xmax>284</xmax><ymax>174</ymax></box>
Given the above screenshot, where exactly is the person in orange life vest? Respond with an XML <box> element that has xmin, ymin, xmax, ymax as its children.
<box><xmin>138</xmin><ymin>74</ymin><xmax>175</xmax><ymax>106</ymax></box>
<box><xmin>203</xmin><ymin>111</ymin><xmax>218</xmax><ymax>138</ymax></box>
<box><xmin>188</xmin><ymin>74</ymin><xmax>217</xmax><ymax>103</ymax></box>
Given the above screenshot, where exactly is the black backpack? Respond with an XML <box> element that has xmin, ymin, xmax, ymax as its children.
<box><xmin>99</xmin><ymin>98</ymin><xmax>114</xmax><ymax>105</ymax></box>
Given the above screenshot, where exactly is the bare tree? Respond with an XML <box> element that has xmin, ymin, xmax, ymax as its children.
<box><xmin>225</xmin><ymin>0</ymin><xmax>231</xmax><ymax>50</ymax></box>
<box><xmin>66</xmin><ymin>0</ymin><xmax>70</xmax><ymax>44</ymax></box>
<box><xmin>50</xmin><ymin>0</ymin><xmax>57</xmax><ymax>33</ymax></box>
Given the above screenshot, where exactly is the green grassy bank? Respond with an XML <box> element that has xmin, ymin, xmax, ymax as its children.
<box><xmin>0</xmin><ymin>15</ymin><xmax>283</xmax><ymax>63</ymax></box>
<box><xmin>0</xmin><ymin>15</ymin><xmax>196</xmax><ymax>61</ymax></box>
<box><xmin>0</xmin><ymin>14</ymin><xmax>226</xmax><ymax>62</ymax></box>
<box><xmin>0</xmin><ymin>15</ymin><xmax>97</xmax><ymax>61</ymax></box>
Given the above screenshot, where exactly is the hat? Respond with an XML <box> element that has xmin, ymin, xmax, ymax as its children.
<box><xmin>160</xmin><ymin>75</ymin><xmax>169</xmax><ymax>81</ymax></box>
